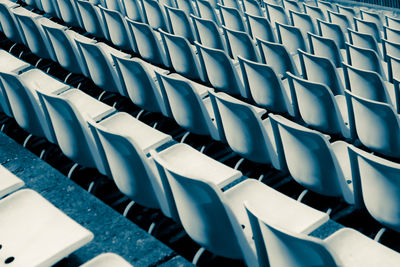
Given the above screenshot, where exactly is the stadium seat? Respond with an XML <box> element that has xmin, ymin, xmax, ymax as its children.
<box><xmin>282</xmin><ymin>0</ymin><xmax>301</xmax><ymax>13</ymax></box>
<box><xmin>385</xmin><ymin>15</ymin><xmax>400</xmax><ymax>30</ymax></box>
<box><xmin>387</xmin><ymin>55</ymin><xmax>400</xmax><ymax>85</ymax></box>
<box><xmin>290</xmin><ymin>10</ymin><xmax>317</xmax><ymax>36</ymax></box>
<box><xmin>140</xmin><ymin>0</ymin><xmax>169</xmax><ymax>31</ymax></box>
<box><xmin>354</xmin><ymin>17</ymin><xmax>382</xmax><ymax>43</ymax></box>
<box><xmin>242</xmin><ymin>0</ymin><xmax>263</xmax><ymax>17</ymax></box>
<box><xmin>0</xmin><ymin>2</ymin><xmax>25</xmax><ymax>44</ymax></box>
<box><xmin>120</xmin><ymin>0</ymin><xmax>143</xmax><ymax>21</ymax></box>
<box><xmin>269</xmin><ymin>114</ymin><xmax>354</xmax><ymax>203</ymax></box>
<box><xmin>195</xmin><ymin>0</ymin><xmax>221</xmax><ymax>27</ymax></box>
<box><xmin>276</xmin><ymin>22</ymin><xmax>308</xmax><ymax>55</ymax></box>
<box><xmin>382</xmin><ymin>38</ymin><xmax>400</xmax><ymax>62</ymax></box>
<box><xmin>286</xmin><ymin>72</ymin><xmax>351</xmax><ymax>139</ymax></box>
<box><xmin>327</xmin><ymin>9</ymin><xmax>353</xmax><ymax>31</ymax></box>
<box><xmin>238</xmin><ymin>56</ymin><xmax>295</xmax><ymax>116</ymax></box>
<box><xmin>218</xmin><ymin>4</ymin><xmax>247</xmax><ymax>32</ymax></box>
<box><xmin>174</xmin><ymin>0</ymin><xmax>197</xmax><ymax>16</ymax></box>
<box><xmin>76</xmin><ymin>0</ymin><xmax>108</xmax><ymax>39</ymax></box>
<box><xmin>348</xmin><ymin>28</ymin><xmax>382</xmax><ymax>58</ymax></box>
<box><xmin>164</xmin><ymin>5</ymin><xmax>195</xmax><ymax>43</ymax></box>
<box><xmin>360</xmin><ymin>9</ymin><xmax>383</xmax><ymax>31</ymax></box>
<box><xmin>384</xmin><ymin>25</ymin><xmax>400</xmax><ymax>43</ymax></box>
<box><xmin>304</xmin><ymin>3</ymin><xmax>326</xmax><ymax>22</ymax></box>
<box><xmin>81</xmin><ymin>253</ymin><xmax>133</xmax><ymax>267</ymax></box>
<box><xmin>345</xmin><ymin>90</ymin><xmax>400</xmax><ymax>159</ymax></box>
<box><xmin>56</xmin><ymin>0</ymin><xmax>83</xmax><ymax>27</ymax></box>
<box><xmin>40</xmin><ymin>0</ymin><xmax>60</xmax><ymax>17</ymax></box>
<box><xmin>221</xmin><ymin>0</ymin><xmax>243</xmax><ymax>14</ymax></box>
<box><xmin>245</xmin><ymin>12</ymin><xmax>276</xmax><ymax>42</ymax></box>
<box><xmin>307</xmin><ymin>32</ymin><xmax>344</xmax><ymax>67</ymax></box>
<box><xmin>317</xmin><ymin>0</ymin><xmax>336</xmax><ymax>17</ymax></box>
<box><xmin>265</xmin><ymin>2</ymin><xmax>289</xmax><ymax>27</ymax></box>
<box><xmin>317</xmin><ymin>18</ymin><xmax>347</xmax><ymax>50</ymax></box>
<box><xmin>337</xmin><ymin>3</ymin><xmax>357</xmax><ymax>21</ymax></box>
<box><xmin>0</xmin><ymin>165</ymin><xmax>24</xmax><ymax>199</ymax></box>
<box><xmin>191</xmin><ymin>14</ymin><xmax>226</xmax><ymax>51</ymax></box>
<box><xmin>223</xmin><ymin>26</ymin><xmax>260</xmax><ymax>62</ymax></box>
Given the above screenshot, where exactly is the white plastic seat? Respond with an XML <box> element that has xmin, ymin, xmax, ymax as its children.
<box><xmin>222</xmin><ymin>26</ymin><xmax>260</xmax><ymax>62</ymax></box>
<box><xmin>308</xmin><ymin>31</ymin><xmax>344</xmax><ymax>67</ymax></box>
<box><xmin>120</xmin><ymin>0</ymin><xmax>143</xmax><ymax>21</ymax></box>
<box><xmin>88</xmin><ymin>112</ymin><xmax>177</xmax><ymax>219</ymax></box>
<box><xmin>218</xmin><ymin>4</ymin><xmax>247</xmax><ymax>32</ymax></box>
<box><xmin>269</xmin><ymin>114</ymin><xmax>354</xmax><ymax>203</ymax></box>
<box><xmin>0</xmin><ymin>2</ymin><xmax>25</xmax><ymax>44</ymax></box>
<box><xmin>80</xmin><ymin>253</ymin><xmax>133</xmax><ymax>267</ymax></box>
<box><xmin>76</xmin><ymin>0</ymin><xmax>108</xmax><ymax>39</ymax></box>
<box><xmin>348</xmin><ymin>145</ymin><xmax>400</xmax><ymax>232</ymax></box>
<box><xmin>38</xmin><ymin>88</ymin><xmax>115</xmax><ymax>175</ymax></box>
<box><xmin>242</xmin><ymin>0</ymin><xmax>263</xmax><ymax>17</ymax></box>
<box><xmin>304</xmin><ymin>3</ymin><xmax>325</xmax><ymax>22</ymax></box>
<box><xmin>0</xmin><ymin>189</ymin><xmax>94</xmax><ymax>267</ymax></box>
<box><xmin>221</xmin><ymin>0</ymin><xmax>243</xmax><ymax>14</ymax></box>
<box><xmin>328</xmin><ymin>9</ymin><xmax>353</xmax><ymax>31</ymax></box>
<box><xmin>317</xmin><ymin>18</ymin><xmax>347</xmax><ymax>50</ymax></box>
<box><xmin>140</xmin><ymin>0</ymin><xmax>168</xmax><ymax>31</ymax></box>
<box><xmin>0</xmin><ymin>165</ymin><xmax>24</xmax><ymax>199</ymax></box>
<box><xmin>195</xmin><ymin>0</ymin><xmax>221</xmax><ymax>27</ymax></box>
<box><xmin>245</xmin><ymin>12</ymin><xmax>276</xmax><ymax>43</ymax></box>
<box><xmin>191</xmin><ymin>14</ymin><xmax>226</xmax><ymax>51</ymax></box>
<box><xmin>282</xmin><ymin>0</ymin><xmax>301</xmax><ymax>13</ymax></box>
<box><xmin>174</xmin><ymin>0</ymin><xmax>197</xmax><ymax>16</ymax></box>
<box><xmin>384</xmin><ymin>25</ymin><xmax>400</xmax><ymax>43</ymax></box>
<box><xmin>290</xmin><ymin>10</ymin><xmax>317</xmax><ymax>37</ymax></box>
<box><xmin>345</xmin><ymin>90</ymin><xmax>400</xmax><ymax>159</ymax></box>
<box><xmin>360</xmin><ymin>9</ymin><xmax>383</xmax><ymax>31</ymax></box>
<box><xmin>354</xmin><ymin>17</ymin><xmax>382</xmax><ymax>43</ymax></box>
<box><xmin>317</xmin><ymin>0</ymin><xmax>336</xmax><ymax>18</ymax></box>
<box><xmin>386</xmin><ymin>15</ymin><xmax>400</xmax><ymax>30</ymax></box>
<box><xmin>265</xmin><ymin>2</ymin><xmax>289</xmax><ymax>27</ymax></box>
<box><xmin>388</xmin><ymin>55</ymin><xmax>400</xmax><ymax>86</ymax></box>
<box><xmin>382</xmin><ymin>38</ymin><xmax>400</xmax><ymax>63</ymax></box>
<box><xmin>164</xmin><ymin>5</ymin><xmax>195</xmax><ymax>43</ymax></box>
<box><xmin>348</xmin><ymin>28</ymin><xmax>382</xmax><ymax>58</ymax></box>
<box><xmin>276</xmin><ymin>22</ymin><xmax>308</xmax><ymax>55</ymax></box>
<box><xmin>57</xmin><ymin>0</ymin><xmax>83</xmax><ymax>27</ymax></box>
<box><xmin>0</xmin><ymin>49</ymin><xmax>30</xmax><ymax>74</ymax></box>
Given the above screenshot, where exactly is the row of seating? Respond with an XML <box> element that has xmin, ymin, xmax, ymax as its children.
<box><xmin>2</xmin><ymin>43</ymin><xmax>400</xmax><ymax>265</ymax></box>
<box><xmin>0</xmin><ymin>164</ymin><xmax>134</xmax><ymax>266</ymax></box>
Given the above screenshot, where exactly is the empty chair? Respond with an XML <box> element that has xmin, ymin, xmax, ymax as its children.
<box><xmin>382</xmin><ymin>39</ymin><xmax>400</xmax><ymax>62</ymax></box>
<box><xmin>75</xmin><ymin>39</ymin><xmax>129</xmax><ymax>96</ymax></box>
<box><xmin>140</xmin><ymin>0</ymin><xmax>168</xmax><ymax>31</ymax></box>
<box><xmin>238</xmin><ymin>56</ymin><xmax>295</xmax><ymax>116</ymax></box>
<box><xmin>0</xmin><ymin>189</ymin><xmax>94</xmax><ymax>266</ymax></box>
<box><xmin>388</xmin><ymin>55</ymin><xmax>400</xmax><ymax>84</ymax></box>
<box><xmin>99</xmin><ymin>5</ymin><xmax>136</xmax><ymax>50</ymax></box>
<box><xmin>360</xmin><ymin>9</ymin><xmax>383</xmax><ymax>31</ymax></box>
<box><xmin>12</xmin><ymin>8</ymin><xmax>57</xmax><ymax>61</ymax></box>
<box><xmin>127</xmin><ymin>19</ymin><xmax>169</xmax><ymax>67</ymax></box>
<box><xmin>57</xmin><ymin>0</ymin><xmax>84</xmax><ymax>27</ymax></box>
<box><xmin>384</xmin><ymin>26</ymin><xmax>400</xmax><ymax>43</ymax></box>
<box><xmin>196</xmin><ymin>42</ymin><xmax>248</xmax><ymax>98</ymax></box>
<box><xmin>159</xmin><ymin>29</ymin><xmax>205</xmax><ymax>81</ymax></box>
<box><xmin>269</xmin><ymin>114</ymin><xmax>353</xmax><ymax>203</ymax></box>
<box><xmin>101</xmin><ymin>0</ymin><xmax>124</xmax><ymax>12</ymax></box>
<box><xmin>289</xmin><ymin>10</ymin><xmax>317</xmax><ymax>36</ymax></box>
<box><xmin>317</xmin><ymin>18</ymin><xmax>347</xmax><ymax>49</ymax></box>
<box><xmin>282</xmin><ymin>0</ymin><xmax>301</xmax><ymax>13</ymax></box>
<box><xmin>223</xmin><ymin>26</ymin><xmax>260</xmax><ymax>62</ymax></box>
<box><xmin>348</xmin><ymin>28</ymin><xmax>382</xmax><ymax>58</ymax></box>
<box><xmin>242</xmin><ymin>0</ymin><xmax>263</xmax><ymax>17</ymax></box>
<box><xmin>41</xmin><ymin>0</ymin><xmax>60</xmax><ymax>17</ymax></box>
<box><xmin>348</xmin><ymin>145</ymin><xmax>400</xmax><ymax>232</ymax></box>
<box><xmin>165</xmin><ymin>5</ymin><xmax>195</xmax><ymax>43</ymax></box>
<box><xmin>304</xmin><ymin>3</ymin><xmax>325</xmax><ymax>21</ymax></box>
<box><xmin>245</xmin><ymin>12</ymin><xmax>276</xmax><ymax>42</ymax></box>
<box><xmin>265</xmin><ymin>2</ymin><xmax>289</xmax><ymax>27</ymax></box>
<box><xmin>221</xmin><ymin>0</ymin><xmax>243</xmax><ymax>13</ymax></box>
<box><xmin>276</xmin><ymin>22</ymin><xmax>308</xmax><ymax>55</ymax></box>
<box><xmin>175</xmin><ymin>0</ymin><xmax>197</xmax><ymax>16</ymax></box>
<box><xmin>219</xmin><ymin>4</ymin><xmax>247</xmax><ymax>32</ymax></box>
<box><xmin>287</xmin><ymin>72</ymin><xmax>351</xmax><ymax>139</ymax></box>
<box><xmin>346</xmin><ymin>43</ymin><xmax>387</xmax><ymax>80</ymax></box>
<box><xmin>0</xmin><ymin>69</ymin><xmax>70</xmax><ymax>144</ymax></box>
<box><xmin>42</xmin><ymin>21</ymin><xmax>96</xmax><ymax>76</ymax></box>
<box><xmin>344</xmin><ymin>63</ymin><xmax>397</xmax><ymax>111</ymax></box>
<box><xmin>0</xmin><ymin>165</ymin><xmax>24</xmax><ymax>199</ymax></box>
<box><xmin>257</xmin><ymin>38</ymin><xmax>300</xmax><ymax>78</ymax></box>
<box><xmin>246</xmin><ymin>200</ymin><xmax>400</xmax><ymax>267</ymax></box>
<box><xmin>120</xmin><ymin>0</ymin><xmax>143</xmax><ymax>21</ymax></box>
<box><xmin>38</xmin><ymin>89</ymin><xmax>116</xmax><ymax>175</ymax></box>
<box><xmin>76</xmin><ymin>0</ymin><xmax>108</xmax><ymax>39</ymax></box>
<box><xmin>191</xmin><ymin>14</ymin><xmax>226</xmax><ymax>51</ymax></box>
<box><xmin>354</xmin><ymin>17</ymin><xmax>382</xmax><ymax>43</ymax></box>
<box><xmin>112</xmin><ymin>54</ymin><xmax>171</xmax><ymax>116</ymax></box>
<box><xmin>0</xmin><ymin>2</ymin><xmax>25</xmax><ymax>44</ymax></box>
<box><xmin>337</xmin><ymin>3</ymin><xmax>357</xmax><ymax>20</ymax></box>
<box><xmin>317</xmin><ymin>0</ymin><xmax>336</xmax><ymax>17</ymax></box>
<box><xmin>328</xmin><ymin>10</ymin><xmax>352</xmax><ymax>31</ymax></box>
<box><xmin>81</xmin><ymin>253</ymin><xmax>133</xmax><ymax>267</ymax></box>
<box><xmin>346</xmin><ymin>90</ymin><xmax>400</xmax><ymax>159</ymax></box>
<box><xmin>88</xmin><ymin>112</ymin><xmax>174</xmax><ymax>215</ymax></box>
<box><xmin>211</xmin><ymin>91</ymin><xmax>285</xmax><ymax>169</ymax></box>
<box><xmin>156</xmin><ymin>72</ymin><xmax>223</xmax><ymax>140</ymax></box>
<box><xmin>308</xmin><ymin>32</ymin><xmax>344</xmax><ymax>68</ymax></box>
<box><xmin>386</xmin><ymin>15</ymin><xmax>400</xmax><ymax>30</ymax></box>
<box><xmin>195</xmin><ymin>0</ymin><xmax>221</xmax><ymax>26</ymax></box>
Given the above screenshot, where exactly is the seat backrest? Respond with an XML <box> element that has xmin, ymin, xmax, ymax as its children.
<box><xmin>191</xmin><ymin>14</ymin><xmax>226</xmax><ymax>51</ymax></box>
<box><xmin>57</xmin><ymin>0</ymin><xmax>83</xmax><ymax>27</ymax></box>
<box><xmin>219</xmin><ymin>4</ymin><xmax>246</xmax><ymax>32</ymax></box>
<box><xmin>265</xmin><ymin>2</ymin><xmax>289</xmax><ymax>26</ymax></box>
<box><xmin>223</xmin><ymin>26</ymin><xmax>260</xmax><ymax>62</ymax></box>
<box><xmin>346</xmin><ymin>90</ymin><xmax>400</xmax><ymax>158</ymax></box>
<box><xmin>212</xmin><ymin>91</ymin><xmax>274</xmax><ymax>164</ymax></box>
<box><xmin>196</xmin><ymin>42</ymin><xmax>246</xmax><ymax>97</ymax></box>
<box><xmin>269</xmin><ymin>114</ymin><xmax>344</xmax><ymax>197</ymax></box>
<box><xmin>354</xmin><ymin>17</ymin><xmax>381</xmax><ymax>43</ymax></box>
<box><xmin>140</xmin><ymin>0</ymin><xmax>168</xmax><ymax>31</ymax></box>
<box><xmin>348</xmin><ymin>145</ymin><xmax>400</xmax><ymax>232</ymax></box>
<box><xmin>304</xmin><ymin>3</ymin><xmax>325</xmax><ymax>21</ymax></box>
<box><xmin>257</xmin><ymin>38</ymin><xmax>299</xmax><ymax>78</ymax></box>
<box><xmin>282</xmin><ymin>0</ymin><xmax>301</xmax><ymax>13</ymax></box>
<box><xmin>317</xmin><ymin>18</ymin><xmax>346</xmax><ymax>49</ymax></box>
<box><xmin>221</xmin><ymin>0</ymin><xmax>243</xmax><ymax>13</ymax></box>
<box><xmin>287</xmin><ymin>72</ymin><xmax>347</xmax><ymax>137</ymax></box>
<box><xmin>160</xmin><ymin>29</ymin><xmax>203</xmax><ymax>81</ymax></box>
<box><xmin>151</xmin><ymin>143</ymin><xmax>246</xmax><ymax>259</ymax></box>
<box><xmin>382</xmin><ymin>39</ymin><xmax>400</xmax><ymax>63</ymax></box>
<box><xmin>386</xmin><ymin>15</ymin><xmax>400</xmax><ymax>30</ymax></box>
<box><xmin>360</xmin><ymin>9</ymin><xmax>383</xmax><ymax>31</ymax></box>
<box><xmin>299</xmin><ymin>49</ymin><xmax>344</xmax><ymax>96</ymax></box>
<box><xmin>245</xmin><ymin>12</ymin><xmax>276</xmax><ymax>43</ymax></box>
<box><xmin>195</xmin><ymin>0</ymin><xmax>221</xmax><ymax>26</ymax></box>
<box><xmin>346</xmin><ymin>43</ymin><xmax>386</xmax><ymax>80</ymax></box>
<box><xmin>0</xmin><ymin>3</ymin><xmax>24</xmax><ymax>43</ymax></box>
<box><xmin>387</xmin><ymin>55</ymin><xmax>400</xmax><ymax>85</ymax></box>
<box><xmin>327</xmin><ymin>10</ymin><xmax>352</xmax><ymax>31</ymax></box>
<box><xmin>343</xmin><ymin>63</ymin><xmax>391</xmax><ymax>105</ymax></box>
<box><xmin>121</xmin><ymin>0</ymin><xmax>143</xmax><ymax>21</ymax></box>
<box><xmin>165</xmin><ymin>5</ymin><xmax>195</xmax><ymax>43</ymax></box>
<box><xmin>243</xmin><ymin>0</ymin><xmax>262</xmax><ymax>17</ymax></box>
<box><xmin>175</xmin><ymin>0</ymin><xmax>196</xmax><ymax>15</ymax></box>
<box><xmin>348</xmin><ymin>28</ymin><xmax>381</xmax><ymax>57</ymax></box>
<box><xmin>156</xmin><ymin>72</ymin><xmax>219</xmax><ymax>139</ymax></box>
<box><xmin>76</xmin><ymin>0</ymin><xmax>107</xmax><ymax>38</ymax></box>
<box><xmin>245</xmin><ymin>201</ymin><xmax>337</xmax><ymax>267</ymax></box>
<box><xmin>238</xmin><ymin>56</ymin><xmax>292</xmax><ymax>114</ymax></box>
<box><xmin>126</xmin><ymin>19</ymin><xmax>168</xmax><ymax>67</ymax></box>
<box><xmin>41</xmin><ymin>0</ymin><xmax>60</xmax><ymax>17</ymax></box>
<box><xmin>317</xmin><ymin>0</ymin><xmax>336</xmax><ymax>16</ymax></box>
<box><xmin>337</xmin><ymin>3</ymin><xmax>356</xmax><ymax>18</ymax></box>
<box><xmin>276</xmin><ymin>22</ymin><xmax>308</xmax><ymax>55</ymax></box>
<box><xmin>290</xmin><ymin>10</ymin><xmax>316</xmax><ymax>36</ymax></box>
<box><xmin>308</xmin><ymin>31</ymin><xmax>343</xmax><ymax>68</ymax></box>
<box><xmin>384</xmin><ymin>26</ymin><xmax>400</xmax><ymax>43</ymax></box>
